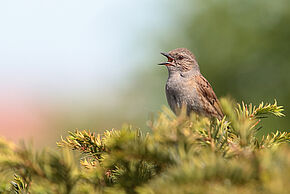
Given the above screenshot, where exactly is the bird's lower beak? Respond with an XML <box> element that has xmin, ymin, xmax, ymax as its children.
<box><xmin>158</xmin><ymin>52</ymin><xmax>174</xmax><ymax>66</ymax></box>
<box><xmin>158</xmin><ymin>62</ymin><xmax>172</xmax><ymax>66</ymax></box>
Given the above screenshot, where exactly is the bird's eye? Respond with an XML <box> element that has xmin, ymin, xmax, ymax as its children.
<box><xmin>178</xmin><ymin>55</ymin><xmax>184</xmax><ymax>60</ymax></box>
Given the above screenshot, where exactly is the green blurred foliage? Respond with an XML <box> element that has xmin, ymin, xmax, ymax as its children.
<box><xmin>122</xmin><ymin>0</ymin><xmax>290</xmax><ymax>134</ymax></box>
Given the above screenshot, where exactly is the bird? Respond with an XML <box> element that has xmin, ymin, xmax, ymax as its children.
<box><xmin>158</xmin><ymin>48</ymin><xmax>224</xmax><ymax>120</ymax></box>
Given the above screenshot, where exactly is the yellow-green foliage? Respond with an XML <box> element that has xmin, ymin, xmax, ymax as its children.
<box><xmin>0</xmin><ymin>99</ymin><xmax>289</xmax><ymax>194</ymax></box>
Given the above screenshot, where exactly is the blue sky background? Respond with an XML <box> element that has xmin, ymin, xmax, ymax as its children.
<box><xmin>0</xmin><ymin>0</ymin><xmax>173</xmax><ymax>100</ymax></box>
<box><xmin>0</xmin><ymin>0</ymin><xmax>186</xmax><ymax>144</ymax></box>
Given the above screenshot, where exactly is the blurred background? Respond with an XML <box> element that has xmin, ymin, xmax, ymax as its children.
<box><xmin>0</xmin><ymin>0</ymin><xmax>289</xmax><ymax>147</ymax></box>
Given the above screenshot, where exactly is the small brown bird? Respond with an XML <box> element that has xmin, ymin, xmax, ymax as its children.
<box><xmin>159</xmin><ymin>48</ymin><xmax>224</xmax><ymax>120</ymax></box>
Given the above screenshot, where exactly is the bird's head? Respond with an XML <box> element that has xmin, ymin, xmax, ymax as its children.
<box><xmin>159</xmin><ymin>48</ymin><xmax>199</xmax><ymax>73</ymax></box>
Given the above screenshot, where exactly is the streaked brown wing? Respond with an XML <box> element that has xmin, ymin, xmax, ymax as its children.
<box><xmin>194</xmin><ymin>75</ymin><xmax>224</xmax><ymax>120</ymax></box>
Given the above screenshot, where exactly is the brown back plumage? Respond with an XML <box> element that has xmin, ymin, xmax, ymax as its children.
<box><xmin>194</xmin><ymin>75</ymin><xmax>224</xmax><ymax>120</ymax></box>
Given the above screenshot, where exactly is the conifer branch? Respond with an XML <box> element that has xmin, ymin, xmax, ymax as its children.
<box><xmin>0</xmin><ymin>99</ymin><xmax>289</xmax><ymax>193</ymax></box>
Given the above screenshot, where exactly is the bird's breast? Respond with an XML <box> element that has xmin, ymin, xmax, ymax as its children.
<box><xmin>165</xmin><ymin>77</ymin><xmax>200</xmax><ymax>113</ymax></box>
<box><xmin>166</xmin><ymin>77</ymin><xmax>197</xmax><ymax>99</ymax></box>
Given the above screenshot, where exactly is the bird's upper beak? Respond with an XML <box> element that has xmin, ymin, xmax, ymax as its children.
<box><xmin>158</xmin><ymin>52</ymin><xmax>174</xmax><ymax>66</ymax></box>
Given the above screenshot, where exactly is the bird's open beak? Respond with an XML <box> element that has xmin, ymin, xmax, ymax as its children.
<box><xmin>158</xmin><ymin>52</ymin><xmax>174</xmax><ymax>66</ymax></box>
